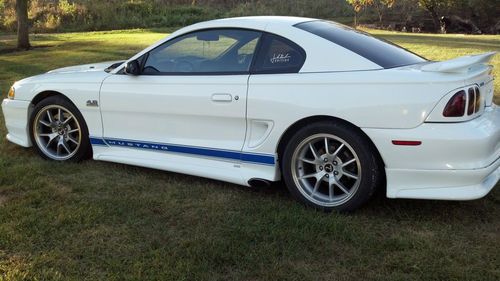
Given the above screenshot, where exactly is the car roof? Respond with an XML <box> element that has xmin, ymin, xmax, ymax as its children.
<box><xmin>203</xmin><ymin>16</ymin><xmax>314</xmax><ymax>27</ymax></box>
<box><xmin>172</xmin><ymin>16</ymin><xmax>315</xmax><ymax>36</ymax></box>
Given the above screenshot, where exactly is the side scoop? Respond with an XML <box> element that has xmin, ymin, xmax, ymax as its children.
<box><xmin>420</xmin><ymin>51</ymin><xmax>496</xmax><ymax>73</ymax></box>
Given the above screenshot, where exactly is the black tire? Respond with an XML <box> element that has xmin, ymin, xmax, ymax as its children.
<box><xmin>29</xmin><ymin>95</ymin><xmax>91</xmax><ymax>162</ymax></box>
<box><xmin>281</xmin><ymin>121</ymin><xmax>382</xmax><ymax>212</ymax></box>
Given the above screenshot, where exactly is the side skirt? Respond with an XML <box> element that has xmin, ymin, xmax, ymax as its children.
<box><xmin>90</xmin><ymin>137</ymin><xmax>279</xmax><ymax>186</ymax></box>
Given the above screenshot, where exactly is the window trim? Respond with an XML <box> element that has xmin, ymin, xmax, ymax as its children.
<box><xmin>139</xmin><ymin>27</ymin><xmax>264</xmax><ymax>76</ymax></box>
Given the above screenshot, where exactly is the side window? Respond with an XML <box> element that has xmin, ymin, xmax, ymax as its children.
<box><xmin>238</xmin><ymin>37</ymin><xmax>259</xmax><ymax>56</ymax></box>
<box><xmin>143</xmin><ymin>29</ymin><xmax>261</xmax><ymax>74</ymax></box>
<box><xmin>252</xmin><ymin>33</ymin><xmax>306</xmax><ymax>74</ymax></box>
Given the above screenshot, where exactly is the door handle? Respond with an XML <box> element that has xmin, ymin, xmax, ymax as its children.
<box><xmin>211</xmin><ymin>93</ymin><xmax>233</xmax><ymax>102</ymax></box>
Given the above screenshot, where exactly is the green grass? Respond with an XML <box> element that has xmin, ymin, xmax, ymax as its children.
<box><xmin>0</xmin><ymin>29</ymin><xmax>499</xmax><ymax>280</ymax></box>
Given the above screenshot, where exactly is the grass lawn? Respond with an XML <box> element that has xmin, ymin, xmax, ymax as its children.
<box><xmin>0</xmin><ymin>28</ymin><xmax>499</xmax><ymax>280</ymax></box>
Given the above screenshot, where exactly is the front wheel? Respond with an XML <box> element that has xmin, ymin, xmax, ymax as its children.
<box><xmin>29</xmin><ymin>96</ymin><xmax>91</xmax><ymax>162</ymax></box>
<box><xmin>282</xmin><ymin>121</ymin><xmax>382</xmax><ymax>212</ymax></box>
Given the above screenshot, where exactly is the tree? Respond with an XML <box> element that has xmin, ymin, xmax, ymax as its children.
<box><xmin>15</xmin><ymin>0</ymin><xmax>30</xmax><ymax>49</ymax></box>
<box><xmin>418</xmin><ymin>0</ymin><xmax>451</xmax><ymax>32</ymax></box>
<box><xmin>372</xmin><ymin>0</ymin><xmax>395</xmax><ymax>23</ymax></box>
<box><xmin>391</xmin><ymin>0</ymin><xmax>420</xmax><ymax>22</ymax></box>
<box><xmin>346</xmin><ymin>0</ymin><xmax>372</xmax><ymax>26</ymax></box>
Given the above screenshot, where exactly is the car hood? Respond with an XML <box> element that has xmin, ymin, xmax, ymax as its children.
<box><xmin>47</xmin><ymin>60</ymin><xmax>124</xmax><ymax>74</ymax></box>
<box><xmin>13</xmin><ymin>60</ymin><xmax>124</xmax><ymax>91</ymax></box>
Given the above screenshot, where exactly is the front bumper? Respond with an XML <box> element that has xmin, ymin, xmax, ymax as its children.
<box><xmin>2</xmin><ymin>99</ymin><xmax>32</xmax><ymax>147</ymax></box>
<box><xmin>364</xmin><ymin>105</ymin><xmax>500</xmax><ymax>200</ymax></box>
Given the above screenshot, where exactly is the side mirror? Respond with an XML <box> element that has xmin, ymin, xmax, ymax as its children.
<box><xmin>125</xmin><ymin>60</ymin><xmax>141</xmax><ymax>75</ymax></box>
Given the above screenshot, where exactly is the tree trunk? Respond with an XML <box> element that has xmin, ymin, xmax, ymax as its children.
<box><xmin>16</xmin><ymin>0</ymin><xmax>30</xmax><ymax>50</ymax></box>
<box><xmin>429</xmin><ymin>8</ymin><xmax>441</xmax><ymax>33</ymax></box>
<box><xmin>422</xmin><ymin>1</ymin><xmax>442</xmax><ymax>33</ymax></box>
<box><xmin>354</xmin><ymin>12</ymin><xmax>358</xmax><ymax>27</ymax></box>
<box><xmin>375</xmin><ymin>3</ymin><xmax>383</xmax><ymax>23</ymax></box>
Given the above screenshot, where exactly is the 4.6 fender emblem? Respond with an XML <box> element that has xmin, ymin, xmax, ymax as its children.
<box><xmin>86</xmin><ymin>100</ymin><xmax>98</xmax><ymax>107</ymax></box>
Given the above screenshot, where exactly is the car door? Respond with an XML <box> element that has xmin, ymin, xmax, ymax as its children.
<box><xmin>99</xmin><ymin>29</ymin><xmax>262</xmax><ymax>162</ymax></box>
<box><xmin>245</xmin><ymin>33</ymin><xmax>307</xmax><ymax>155</ymax></box>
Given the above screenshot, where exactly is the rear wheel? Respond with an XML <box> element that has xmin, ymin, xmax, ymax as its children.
<box><xmin>29</xmin><ymin>96</ymin><xmax>90</xmax><ymax>162</ymax></box>
<box><xmin>282</xmin><ymin>121</ymin><xmax>382</xmax><ymax>212</ymax></box>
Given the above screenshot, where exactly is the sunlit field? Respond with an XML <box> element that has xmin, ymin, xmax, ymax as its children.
<box><xmin>0</xmin><ymin>29</ymin><xmax>499</xmax><ymax>280</ymax></box>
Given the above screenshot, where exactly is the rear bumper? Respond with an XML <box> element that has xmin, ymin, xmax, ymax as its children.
<box><xmin>2</xmin><ymin>99</ymin><xmax>31</xmax><ymax>147</ymax></box>
<box><xmin>386</xmin><ymin>157</ymin><xmax>499</xmax><ymax>200</ymax></box>
<box><xmin>364</xmin><ymin>104</ymin><xmax>500</xmax><ymax>200</ymax></box>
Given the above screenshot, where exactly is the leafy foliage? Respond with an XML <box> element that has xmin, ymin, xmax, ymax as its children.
<box><xmin>0</xmin><ymin>0</ymin><xmax>498</xmax><ymax>34</ymax></box>
<box><xmin>346</xmin><ymin>0</ymin><xmax>372</xmax><ymax>13</ymax></box>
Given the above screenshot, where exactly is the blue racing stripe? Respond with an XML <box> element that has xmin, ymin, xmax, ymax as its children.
<box><xmin>90</xmin><ymin>138</ymin><xmax>107</xmax><ymax>145</ymax></box>
<box><xmin>241</xmin><ymin>153</ymin><xmax>276</xmax><ymax>165</ymax></box>
<box><xmin>89</xmin><ymin>137</ymin><xmax>275</xmax><ymax>166</ymax></box>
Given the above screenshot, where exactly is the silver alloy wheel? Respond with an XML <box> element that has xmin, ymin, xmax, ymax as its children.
<box><xmin>33</xmin><ymin>104</ymin><xmax>82</xmax><ymax>161</ymax></box>
<box><xmin>291</xmin><ymin>133</ymin><xmax>362</xmax><ymax>207</ymax></box>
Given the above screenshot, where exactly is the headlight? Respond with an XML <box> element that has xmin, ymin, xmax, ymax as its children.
<box><xmin>7</xmin><ymin>86</ymin><xmax>15</xmax><ymax>100</ymax></box>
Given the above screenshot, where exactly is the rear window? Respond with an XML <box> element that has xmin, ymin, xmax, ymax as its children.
<box><xmin>295</xmin><ymin>20</ymin><xmax>426</xmax><ymax>68</ymax></box>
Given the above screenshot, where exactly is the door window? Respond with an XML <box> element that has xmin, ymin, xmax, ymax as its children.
<box><xmin>143</xmin><ymin>29</ymin><xmax>262</xmax><ymax>74</ymax></box>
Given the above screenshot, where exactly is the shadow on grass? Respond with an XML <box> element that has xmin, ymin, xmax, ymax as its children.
<box><xmin>0</xmin><ymin>58</ymin><xmax>47</xmax><ymax>80</ymax></box>
<box><xmin>0</xmin><ymin>45</ymin><xmax>55</xmax><ymax>55</ymax></box>
<box><xmin>70</xmin><ymin>153</ymin><xmax>500</xmax><ymax>224</ymax></box>
<box><xmin>0</xmin><ymin>135</ymin><xmax>498</xmax><ymax>280</ymax></box>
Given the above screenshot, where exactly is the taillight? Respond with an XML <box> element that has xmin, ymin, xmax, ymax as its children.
<box><xmin>443</xmin><ymin>90</ymin><xmax>466</xmax><ymax>117</ymax></box>
<box><xmin>474</xmin><ymin>86</ymin><xmax>481</xmax><ymax>112</ymax></box>
<box><xmin>467</xmin><ymin>88</ymin><xmax>475</xmax><ymax>115</ymax></box>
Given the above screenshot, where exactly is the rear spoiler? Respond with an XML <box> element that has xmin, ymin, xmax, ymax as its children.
<box><xmin>420</xmin><ymin>52</ymin><xmax>496</xmax><ymax>73</ymax></box>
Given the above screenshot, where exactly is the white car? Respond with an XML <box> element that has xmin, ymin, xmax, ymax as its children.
<box><xmin>2</xmin><ymin>17</ymin><xmax>499</xmax><ymax>211</ymax></box>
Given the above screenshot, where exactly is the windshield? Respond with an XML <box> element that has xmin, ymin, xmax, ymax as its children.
<box><xmin>295</xmin><ymin>20</ymin><xmax>426</xmax><ymax>68</ymax></box>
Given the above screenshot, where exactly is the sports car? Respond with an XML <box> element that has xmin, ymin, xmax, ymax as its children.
<box><xmin>2</xmin><ymin>16</ymin><xmax>499</xmax><ymax>211</ymax></box>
